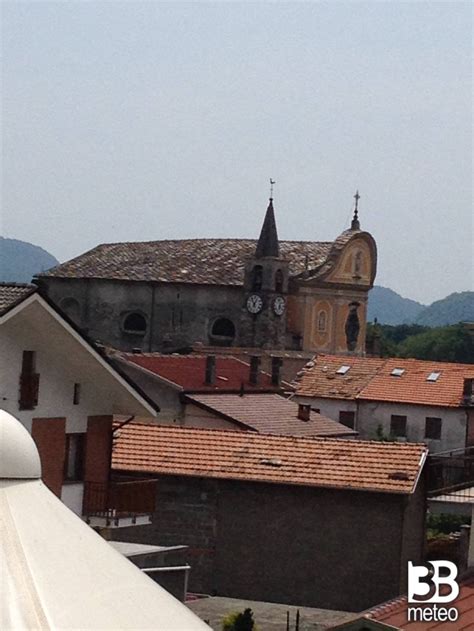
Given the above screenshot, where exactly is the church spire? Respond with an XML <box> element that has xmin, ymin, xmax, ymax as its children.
<box><xmin>255</xmin><ymin>196</ymin><xmax>280</xmax><ymax>258</ymax></box>
<box><xmin>351</xmin><ymin>190</ymin><xmax>361</xmax><ymax>230</ymax></box>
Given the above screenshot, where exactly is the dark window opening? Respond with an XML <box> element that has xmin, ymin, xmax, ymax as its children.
<box><xmin>252</xmin><ymin>266</ymin><xmax>263</xmax><ymax>291</ymax></box>
<box><xmin>73</xmin><ymin>383</ymin><xmax>81</xmax><ymax>405</ymax></box>
<box><xmin>425</xmin><ymin>417</ymin><xmax>442</xmax><ymax>440</ymax></box>
<box><xmin>390</xmin><ymin>415</ymin><xmax>407</xmax><ymax>437</ymax></box>
<box><xmin>339</xmin><ymin>411</ymin><xmax>355</xmax><ymax>429</ymax></box>
<box><xmin>64</xmin><ymin>433</ymin><xmax>86</xmax><ymax>482</ymax></box>
<box><xmin>19</xmin><ymin>350</ymin><xmax>40</xmax><ymax>410</ymax></box>
<box><xmin>275</xmin><ymin>269</ymin><xmax>284</xmax><ymax>293</ymax></box>
<box><xmin>211</xmin><ymin>318</ymin><xmax>235</xmax><ymax>338</ymax></box>
<box><xmin>123</xmin><ymin>312</ymin><xmax>147</xmax><ymax>335</ymax></box>
<box><xmin>318</xmin><ymin>310</ymin><xmax>327</xmax><ymax>332</ymax></box>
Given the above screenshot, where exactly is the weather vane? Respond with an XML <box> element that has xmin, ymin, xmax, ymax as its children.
<box><xmin>270</xmin><ymin>178</ymin><xmax>276</xmax><ymax>199</ymax></box>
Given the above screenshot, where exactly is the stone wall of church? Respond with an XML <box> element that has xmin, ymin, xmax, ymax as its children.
<box><xmin>37</xmin><ymin>276</ymin><xmax>290</xmax><ymax>352</ymax></box>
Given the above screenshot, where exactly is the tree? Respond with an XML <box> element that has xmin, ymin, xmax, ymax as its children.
<box><xmin>398</xmin><ymin>324</ymin><xmax>474</xmax><ymax>363</ymax></box>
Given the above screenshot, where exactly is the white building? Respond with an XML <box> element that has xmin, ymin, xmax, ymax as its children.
<box><xmin>292</xmin><ymin>353</ymin><xmax>474</xmax><ymax>453</ymax></box>
<box><xmin>0</xmin><ymin>283</ymin><xmax>158</xmax><ymax>521</ymax></box>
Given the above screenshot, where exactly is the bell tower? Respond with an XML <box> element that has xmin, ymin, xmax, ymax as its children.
<box><xmin>241</xmin><ymin>191</ymin><xmax>289</xmax><ymax>349</ymax></box>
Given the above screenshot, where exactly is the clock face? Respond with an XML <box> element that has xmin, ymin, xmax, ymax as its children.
<box><xmin>273</xmin><ymin>296</ymin><xmax>286</xmax><ymax>316</ymax></box>
<box><xmin>246</xmin><ymin>294</ymin><xmax>263</xmax><ymax>314</ymax></box>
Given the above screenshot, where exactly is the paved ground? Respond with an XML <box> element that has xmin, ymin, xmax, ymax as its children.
<box><xmin>187</xmin><ymin>596</ymin><xmax>355</xmax><ymax>631</ymax></box>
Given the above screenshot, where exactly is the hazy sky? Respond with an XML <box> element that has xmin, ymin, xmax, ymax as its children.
<box><xmin>1</xmin><ymin>1</ymin><xmax>472</xmax><ymax>304</ymax></box>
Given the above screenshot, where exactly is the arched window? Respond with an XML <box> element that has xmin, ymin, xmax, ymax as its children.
<box><xmin>317</xmin><ymin>310</ymin><xmax>327</xmax><ymax>333</ymax></box>
<box><xmin>210</xmin><ymin>318</ymin><xmax>236</xmax><ymax>347</ymax></box>
<box><xmin>60</xmin><ymin>297</ymin><xmax>81</xmax><ymax>322</ymax></box>
<box><xmin>275</xmin><ymin>269</ymin><xmax>284</xmax><ymax>293</ymax></box>
<box><xmin>123</xmin><ymin>312</ymin><xmax>147</xmax><ymax>335</ymax></box>
<box><xmin>252</xmin><ymin>266</ymin><xmax>263</xmax><ymax>292</ymax></box>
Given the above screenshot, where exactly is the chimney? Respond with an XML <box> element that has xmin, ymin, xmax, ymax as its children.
<box><xmin>271</xmin><ymin>356</ymin><xmax>282</xmax><ymax>386</ymax></box>
<box><xmin>463</xmin><ymin>378</ymin><xmax>474</xmax><ymax>403</ymax></box>
<box><xmin>297</xmin><ymin>403</ymin><xmax>311</xmax><ymax>422</ymax></box>
<box><xmin>205</xmin><ymin>355</ymin><xmax>216</xmax><ymax>385</ymax></box>
<box><xmin>249</xmin><ymin>356</ymin><xmax>261</xmax><ymax>385</ymax></box>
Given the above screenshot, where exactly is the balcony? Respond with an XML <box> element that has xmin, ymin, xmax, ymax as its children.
<box><xmin>427</xmin><ymin>447</ymin><xmax>474</xmax><ymax>515</ymax></box>
<box><xmin>83</xmin><ymin>479</ymin><xmax>156</xmax><ymax>528</ymax></box>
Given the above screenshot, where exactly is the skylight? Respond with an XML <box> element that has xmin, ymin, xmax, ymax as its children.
<box><xmin>390</xmin><ymin>368</ymin><xmax>405</xmax><ymax>377</ymax></box>
<box><xmin>336</xmin><ymin>365</ymin><xmax>351</xmax><ymax>375</ymax></box>
<box><xmin>427</xmin><ymin>372</ymin><xmax>441</xmax><ymax>382</ymax></box>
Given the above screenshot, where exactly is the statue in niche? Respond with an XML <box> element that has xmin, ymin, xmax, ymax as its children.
<box><xmin>345</xmin><ymin>302</ymin><xmax>360</xmax><ymax>351</ymax></box>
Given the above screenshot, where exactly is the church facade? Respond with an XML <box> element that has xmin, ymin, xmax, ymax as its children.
<box><xmin>35</xmin><ymin>197</ymin><xmax>377</xmax><ymax>355</ymax></box>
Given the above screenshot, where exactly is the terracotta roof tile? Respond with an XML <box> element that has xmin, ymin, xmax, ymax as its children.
<box><xmin>112</xmin><ymin>423</ymin><xmax>427</xmax><ymax>494</ymax></box>
<box><xmin>121</xmin><ymin>354</ymin><xmax>286</xmax><ymax>392</ymax></box>
<box><xmin>363</xmin><ymin>573</ymin><xmax>474</xmax><ymax>630</ymax></box>
<box><xmin>37</xmin><ymin>239</ymin><xmax>333</xmax><ymax>285</ymax></box>
<box><xmin>0</xmin><ymin>283</ymin><xmax>37</xmax><ymax>316</ymax></box>
<box><xmin>359</xmin><ymin>357</ymin><xmax>474</xmax><ymax>408</ymax></box>
<box><xmin>293</xmin><ymin>354</ymin><xmax>385</xmax><ymax>399</ymax></box>
<box><xmin>186</xmin><ymin>393</ymin><xmax>357</xmax><ymax>437</ymax></box>
<box><xmin>294</xmin><ymin>354</ymin><xmax>474</xmax><ymax>408</ymax></box>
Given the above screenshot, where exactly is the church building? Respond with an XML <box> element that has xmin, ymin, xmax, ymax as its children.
<box><xmin>35</xmin><ymin>194</ymin><xmax>377</xmax><ymax>355</ymax></box>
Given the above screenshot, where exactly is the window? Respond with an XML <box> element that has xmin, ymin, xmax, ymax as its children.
<box><xmin>390</xmin><ymin>415</ymin><xmax>407</xmax><ymax>437</ymax></box>
<box><xmin>64</xmin><ymin>433</ymin><xmax>86</xmax><ymax>481</ymax></box>
<box><xmin>19</xmin><ymin>351</ymin><xmax>40</xmax><ymax>410</ymax></box>
<box><xmin>427</xmin><ymin>372</ymin><xmax>441</xmax><ymax>382</ymax></box>
<box><xmin>73</xmin><ymin>383</ymin><xmax>81</xmax><ymax>405</ymax></box>
<box><xmin>339</xmin><ymin>411</ymin><xmax>355</xmax><ymax>429</ymax></box>
<box><xmin>123</xmin><ymin>312</ymin><xmax>147</xmax><ymax>335</ymax></box>
<box><xmin>251</xmin><ymin>266</ymin><xmax>263</xmax><ymax>291</ymax></box>
<box><xmin>275</xmin><ymin>269</ymin><xmax>284</xmax><ymax>293</ymax></box>
<box><xmin>317</xmin><ymin>310</ymin><xmax>327</xmax><ymax>333</ymax></box>
<box><xmin>391</xmin><ymin>368</ymin><xmax>405</xmax><ymax>377</ymax></box>
<box><xmin>336</xmin><ymin>365</ymin><xmax>351</xmax><ymax>375</ymax></box>
<box><xmin>425</xmin><ymin>417</ymin><xmax>442</xmax><ymax>440</ymax></box>
<box><xmin>211</xmin><ymin>318</ymin><xmax>235</xmax><ymax>338</ymax></box>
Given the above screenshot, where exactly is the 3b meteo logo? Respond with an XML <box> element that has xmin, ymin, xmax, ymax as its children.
<box><xmin>407</xmin><ymin>561</ymin><xmax>459</xmax><ymax>623</ymax></box>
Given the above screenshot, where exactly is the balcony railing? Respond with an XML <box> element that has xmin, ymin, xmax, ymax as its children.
<box><xmin>83</xmin><ymin>479</ymin><xmax>156</xmax><ymax>522</ymax></box>
<box><xmin>427</xmin><ymin>447</ymin><xmax>474</xmax><ymax>499</ymax></box>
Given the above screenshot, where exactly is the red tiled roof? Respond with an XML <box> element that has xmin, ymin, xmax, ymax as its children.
<box><xmin>0</xmin><ymin>283</ymin><xmax>37</xmax><ymax>316</ymax></box>
<box><xmin>294</xmin><ymin>354</ymin><xmax>474</xmax><ymax>408</ymax></box>
<box><xmin>293</xmin><ymin>354</ymin><xmax>386</xmax><ymax>399</ymax></box>
<box><xmin>363</xmin><ymin>573</ymin><xmax>474</xmax><ymax>630</ymax></box>
<box><xmin>122</xmin><ymin>354</ymin><xmax>285</xmax><ymax>392</ymax></box>
<box><xmin>186</xmin><ymin>393</ymin><xmax>357</xmax><ymax>438</ymax></box>
<box><xmin>359</xmin><ymin>357</ymin><xmax>474</xmax><ymax>408</ymax></box>
<box><xmin>112</xmin><ymin>422</ymin><xmax>427</xmax><ymax>494</ymax></box>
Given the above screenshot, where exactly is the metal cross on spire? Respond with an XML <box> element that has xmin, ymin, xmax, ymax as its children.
<box><xmin>269</xmin><ymin>178</ymin><xmax>276</xmax><ymax>199</ymax></box>
<box><xmin>351</xmin><ymin>190</ymin><xmax>361</xmax><ymax>230</ymax></box>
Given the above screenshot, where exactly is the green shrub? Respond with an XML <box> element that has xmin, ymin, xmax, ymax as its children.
<box><xmin>222</xmin><ymin>608</ymin><xmax>258</xmax><ymax>631</ymax></box>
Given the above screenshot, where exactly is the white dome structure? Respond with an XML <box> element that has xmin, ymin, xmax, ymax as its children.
<box><xmin>0</xmin><ymin>409</ymin><xmax>209</xmax><ymax>630</ymax></box>
<box><xmin>0</xmin><ymin>410</ymin><xmax>41</xmax><ymax>479</ymax></box>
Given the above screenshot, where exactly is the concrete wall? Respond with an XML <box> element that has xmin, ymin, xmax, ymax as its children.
<box><xmin>115</xmin><ymin>474</ymin><xmax>425</xmax><ymax>612</ymax></box>
<box><xmin>292</xmin><ymin>395</ymin><xmax>468</xmax><ymax>452</ymax></box>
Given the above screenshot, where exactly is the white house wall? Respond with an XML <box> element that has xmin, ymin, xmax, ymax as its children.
<box><xmin>0</xmin><ymin>299</ymin><xmax>155</xmax><ymax>434</ymax></box>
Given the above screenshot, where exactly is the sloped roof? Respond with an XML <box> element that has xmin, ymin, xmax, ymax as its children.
<box><xmin>294</xmin><ymin>354</ymin><xmax>474</xmax><ymax>408</ymax></box>
<box><xmin>186</xmin><ymin>393</ymin><xmax>357</xmax><ymax>437</ymax></box>
<box><xmin>36</xmin><ymin>238</ymin><xmax>334</xmax><ymax>285</ymax></box>
<box><xmin>121</xmin><ymin>353</ymin><xmax>286</xmax><ymax>392</ymax></box>
<box><xmin>359</xmin><ymin>357</ymin><xmax>474</xmax><ymax>407</ymax></box>
<box><xmin>293</xmin><ymin>354</ymin><xmax>386</xmax><ymax>399</ymax></box>
<box><xmin>362</xmin><ymin>572</ymin><xmax>474</xmax><ymax>630</ymax></box>
<box><xmin>0</xmin><ymin>282</ymin><xmax>37</xmax><ymax>315</ymax></box>
<box><xmin>112</xmin><ymin>422</ymin><xmax>427</xmax><ymax>494</ymax></box>
<box><xmin>0</xmin><ymin>410</ymin><xmax>208</xmax><ymax>630</ymax></box>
